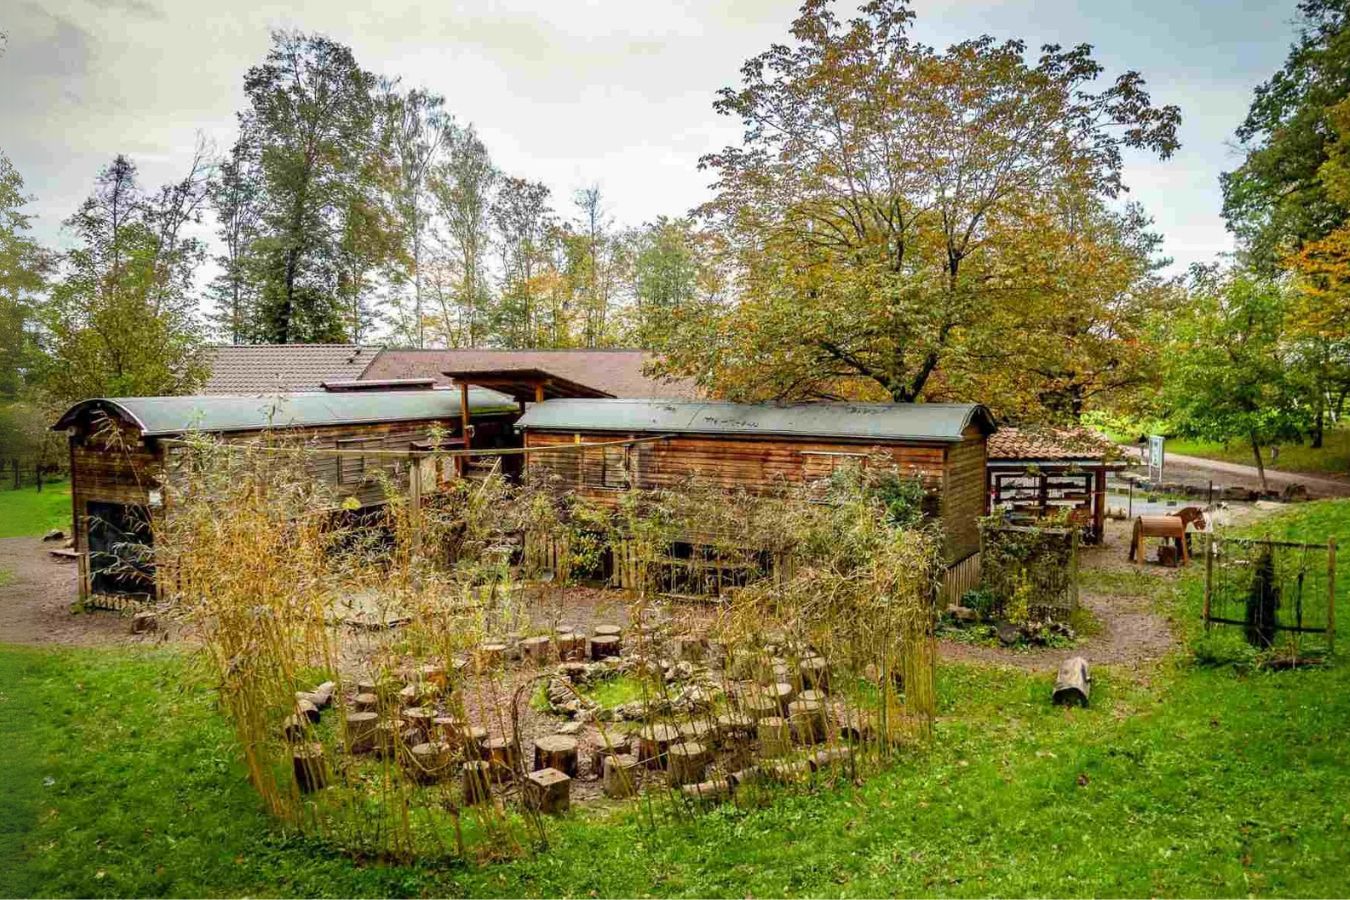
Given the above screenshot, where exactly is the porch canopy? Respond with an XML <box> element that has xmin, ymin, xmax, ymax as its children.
<box><xmin>443</xmin><ymin>367</ymin><xmax>616</xmax><ymax>404</ymax></box>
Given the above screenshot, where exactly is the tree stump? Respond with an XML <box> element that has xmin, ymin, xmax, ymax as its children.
<box><xmin>345</xmin><ymin>711</ymin><xmax>379</xmax><ymax>754</ymax></box>
<box><xmin>797</xmin><ymin>656</ymin><xmax>830</xmax><ymax>692</ymax></box>
<box><xmin>678</xmin><ymin>719</ymin><xmax>714</xmax><ymax>745</ymax></box>
<box><xmin>716</xmin><ymin>712</ymin><xmax>756</xmax><ymax>742</ymax></box>
<box><xmin>787</xmin><ymin>698</ymin><xmax>827</xmax><ymax>744</ymax></box>
<box><xmin>476</xmin><ymin>643</ymin><xmax>507</xmax><ymax>671</ymax></box>
<box><xmin>130</xmin><ymin>611</ymin><xmax>158</xmax><ymax>634</ymax></box>
<box><xmin>396</xmin><ymin>683</ymin><xmax>418</xmax><ymax>708</ymax></box>
<box><xmin>797</xmin><ymin>689</ymin><xmax>826</xmax><ymax>705</ymax></box>
<box><xmin>590</xmin><ymin>634</ymin><xmax>621</xmax><ymax>660</ymax></box>
<box><xmin>373</xmin><ymin>720</ymin><xmax>401</xmax><ymax>759</ymax></box>
<box><xmin>676</xmin><ymin>635</ymin><xmax>708</xmax><ymax>661</ymax></box>
<box><xmin>739</xmin><ymin>693</ymin><xmax>779</xmax><ymax>722</ymax></box>
<box><xmin>462</xmin><ymin>760</ymin><xmax>492</xmax><ymax>805</ymax></box>
<box><xmin>1052</xmin><ymin>656</ymin><xmax>1091</xmax><ymax>707</ymax></box>
<box><xmin>757</xmin><ymin>716</ymin><xmax>791</xmax><ymax>757</ymax></box>
<box><xmin>484</xmin><ymin>737</ymin><xmax>520</xmax><ymax>781</ymax></box>
<box><xmin>594</xmin><ymin>624</ymin><xmax>622</xmax><ymax>638</ymax></box>
<box><xmin>637</xmin><ymin>722</ymin><xmax>682</xmax><ymax>769</ymax></box>
<box><xmin>590</xmin><ymin>736</ymin><xmax>631</xmax><ymax>778</ymax></box>
<box><xmin>524</xmin><ymin>767</ymin><xmax>571</xmax><ymax>814</ymax></box>
<box><xmin>680</xmin><ymin>778</ymin><xmax>732</xmax><ymax>805</ymax></box>
<box><xmin>666</xmin><ymin>741</ymin><xmax>709</xmax><ymax>786</ymax></box>
<box><xmin>292</xmin><ymin>742</ymin><xmax>328</xmax><ymax>793</ymax></box>
<box><xmin>556</xmin><ymin>624</ymin><xmax>577</xmax><ymax>638</ymax></box>
<box><xmin>418</xmin><ymin>664</ymin><xmax>447</xmax><ymax>690</ymax></box>
<box><xmin>602</xmin><ymin>753</ymin><xmax>640</xmax><ymax>798</ymax></box>
<box><xmin>521</xmin><ymin>635</ymin><xmax>552</xmax><ymax>664</ymax></box>
<box><xmin>766</xmin><ymin>681</ymin><xmax>796</xmax><ymax>713</ymax></box>
<box><xmin>557</xmin><ymin>633</ymin><xmax>587</xmax><ymax>662</ymax></box>
<box><xmin>838</xmin><ymin>709</ymin><xmax>876</xmax><ymax>743</ymax></box>
<box><xmin>402</xmin><ymin>707</ymin><xmax>435</xmax><ymax>742</ymax></box>
<box><xmin>352</xmin><ymin>692</ymin><xmax>379</xmax><ymax>713</ymax></box>
<box><xmin>408</xmin><ymin>741</ymin><xmax>453</xmax><ymax>783</ymax></box>
<box><xmin>533</xmin><ymin>735</ymin><xmax>579</xmax><ymax>777</ymax></box>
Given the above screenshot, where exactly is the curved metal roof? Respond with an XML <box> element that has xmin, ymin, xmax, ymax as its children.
<box><xmin>516</xmin><ymin>399</ymin><xmax>995</xmax><ymax>443</ymax></box>
<box><xmin>53</xmin><ymin>389</ymin><xmax>516</xmax><ymax>437</ymax></box>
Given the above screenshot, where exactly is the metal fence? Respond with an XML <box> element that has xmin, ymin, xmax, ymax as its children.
<box><xmin>1202</xmin><ymin>534</ymin><xmax>1337</xmax><ymax>655</ymax></box>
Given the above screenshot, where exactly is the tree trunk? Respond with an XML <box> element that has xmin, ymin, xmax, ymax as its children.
<box><xmin>1249</xmin><ymin>431</ymin><xmax>1267</xmax><ymax>491</ymax></box>
<box><xmin>1311</xmin><ymin>405</ymin><xmax>1324</xmax><ymax>449</ymax></box>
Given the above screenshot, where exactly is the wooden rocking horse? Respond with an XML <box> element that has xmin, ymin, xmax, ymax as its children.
<box><xmin>1128</xmin><ymin>506</ymin><xmax>1207</xmax><ymax>566</ymax></box>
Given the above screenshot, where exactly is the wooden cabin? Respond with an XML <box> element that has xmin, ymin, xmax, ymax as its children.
<box><xmin>52</xmin><ymin>389</ymin><xmax>517</xmax><ymax>606</ymax></box>
<box><xmin>516</xmin><ymin>399</ymin><xmax>996</xmax><ymax>566</ymax></box>
<box><xmin>986</xmin><ymin>427</ymin><xmax>1124</xmax><ymax>543</ymax></box>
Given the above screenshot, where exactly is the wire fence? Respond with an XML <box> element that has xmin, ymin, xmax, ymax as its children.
<box><xmin>1202</xmin><ymin>534</ymin><xmax>1338</xmax><ymax>656</ymax></box>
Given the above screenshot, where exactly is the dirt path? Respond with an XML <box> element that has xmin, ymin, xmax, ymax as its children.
<box><xmin>938</xmin><ymin>517</ymin><xmax>1180</xmax><ymax>671</ymax></box>
<box><xmin>0</xmin><ymin>537</ymin><xmax>143</xmax><ymax>646</ymax></box>
<box><xmin>1166</xmin><ymin>453</ymin><xmax>1350</xmax><ymax>498</ymax></box>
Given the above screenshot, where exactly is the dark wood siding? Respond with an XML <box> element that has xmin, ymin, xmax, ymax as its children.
<box><xmin>524</xmin><ymin>428</ymin><xmax>986</xmax><ymax>563</ymax></box>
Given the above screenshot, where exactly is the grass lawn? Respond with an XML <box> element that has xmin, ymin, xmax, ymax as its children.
<box><xmin>1163</xmin><ymin>426</ymin><xmax>1350</xmax><ymax>478</ymax></box>
<box><xmin>0</xmin><ymin>481</ymin><xmax>72</xmax><ymax>539</ymax></box>
<box><xmin>2</xmin><ymin>503</ymin><xmax>1349</xmax><ymax>897</ymax></box>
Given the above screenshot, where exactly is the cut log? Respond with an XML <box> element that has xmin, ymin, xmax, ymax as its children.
<box><xmin>477</xmin><ymin>643</ymin><xmax>507</xmax><ymax>671</ymax></box>
<box><xmin>418</xmin><ymin>664</ymin><xmax>447</xmax><ymax>689</ymax></box>
<box><xmin>401</xmin><ymin>707</ymin><xmax>435</xmax><ymax>741</ymax></box>
<box><xmin>484</xmin><ymin>737</ymin><xmax>520</xmax><ymax>781</ymax></box>
<box><xmin>294</xmin><ymin>698</ymin><xmax>320</xmax><ymax>724</ymax></box>
<box><xmin>524</xmin><ymin>767</ymin><xmax>571</xmax><ymax>814</ymax></box>
<box><xmin>533</xmin><ymin>735</ymin><xmax>579</xmax><ymax>777</ymax></box>
<box><xmin>787</xmin><ymin>698</ymin><xmax>827</xmax><ymax>744</ymax></box>
<box><xmin>462</xmin><ymin>761</ymin><xmax>492</xmax><ymax>805</ymax></box>
<box><xmin>666</xmin><ymin>741</ymin><xmax>709</xmax><ymax>786</ymax></box>
<box><xmin>797</xmin><ymin>656</ymin><xmax>830</xmax><ymax>692</ymax></box>
<box><xmin>292</xmin><ymin>742</ymin><xmax>328</xmax><ymax>793</ymax></box>
<box><xmin>728</xmin><ymin>766</ymin><xmax>762</xmax><ymax>788</ymax></box>
<box><xmin>594</xmin><ymin>624</ymin><xmax>622</xmax><ymax>638</ymax></box>
<box><xmin>281</xmin><ymin>714</ymin><xmax>309</xmax><ymax>742</ymax></box>
<box><xmin>808</xmin><ymin>746</ymin><xmax>853</xmax><ymax>771</ymax></box>
<box><xmin>408</xmin><ymin>741</ymin><xmax>453</xmax><ymax>783</ymax></box>
<box><xmin>763</xmin><ymin>759</ymin><xmax>811</xmax><ymax>783</ymax></box>
<box><xmin>352</xmin><ymin>692</ymin><xmax>379</xmax><ymax>713</ymax></box>
<box><xmin>766</xmin><ymin>681</ymin><xmax>796</xmax><ymax>713</ymax></box>
<box><xmin>757</xmin><ymin>716</ymin><xmax>791</xmax><ymax>758</ymax></box>
<box><xmin>556</xmin><ymin>633</ymin><xmax>587</xmax><ymax>662</ymax></box>
<box><xmin>345</xmin><ymin>711</ymin><xmax>379</xmax><ymax>754</ymax></box>
<box><xmin>309</xmin><ymin>681</ymin><xmax>336</xmax><ymax>708</ymax></box>
<box><xmin>602</xmin><ymin>753</ymin><xmax>640</xmax><ymax>798</ymax></box>
<box><xmin>677</xmin><ymin>719</ymin><xmax>714</xmax><ymax>745</ymax></box>
<box><xmin>521</xmin><ymin>635</ymin><xmax>553</xmax><ymax>664</ymax></box>
<box><xmin>716</xmin><ymin>712</ymin><xmax>755</xmax><ymax>742</ymax></box>
<box><xmin>738</xmin><ymin>693</ymin><xmax>779</xmax><ymax>722</ymax></box>
<box><xmin>637</xmin><ymin>722</ymin><xmax>682</xmax><ymax>769</ymax></box>
<box><xmin>590</xmin><ymin>634</ymin><xmax>621</xmax><ymax>660</ymax></box>
<box><xmin>680</xmin><ymin>778</ymin><xmax>732</xmax><ymax>805</ymax></box>
<box><xmin>1052</xmin><ymin>656</ymin><xmax>1091</xmax><ymax>707</ymax></box>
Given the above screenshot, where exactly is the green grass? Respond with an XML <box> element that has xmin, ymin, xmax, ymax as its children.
<box><xmin>0</xmin><ymin>481</ymin><xmax>72</xmax><ymax>539</ymax></box>
<box><xmin>4</xmin><ymin>501</ymin><xmax>1350</xmax><ymax>897</ymax></box>
<box><xmin>1164</xmin><ymin>427</ymin><xmax>1350</xmax><ymax>478</ymax></box>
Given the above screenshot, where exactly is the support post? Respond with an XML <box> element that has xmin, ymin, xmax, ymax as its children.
<box><xmin>1329</xmin><ymin>537</ymin><xmax>1337</xmax><ymax>656</ymax></box>
<box><xmin>409</xmin><ymin>458</ymin><xmax>423</xmax><ymax>561</ymax></box>
<box><xmin>1203</xmin><ymin>533</ymin><xmax>1214</xmax><ymax>630</ymax></box>
<box><xmin>535</xmin><ymin>382</ymin><xmax>545</xmax><ymax>403</ymax></box>
<box><xmin>458</xmin><ymin>382</ymin><xmax>472</xmax><ymax>479</ymax></box>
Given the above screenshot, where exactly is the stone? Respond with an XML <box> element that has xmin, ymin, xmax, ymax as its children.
<box><xmin>524</xmin><ymin>767</ymin><xmax>571</xmax><ymax>814</ymax></box>
<box><xmin>42</xmin><ymin>528</ymin><xmax>66</xmax><ymax>542</ymax></box>
<box><xmin>555</xmin><ymin>721</ymin><xmax>583</xmax><ymax>736</ymax></box>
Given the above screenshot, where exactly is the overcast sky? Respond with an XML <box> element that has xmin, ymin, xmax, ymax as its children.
<box><xmin>1</xmin><ymin>0</ymin><xmax>1303</xmax><ymax>278</ymax></box>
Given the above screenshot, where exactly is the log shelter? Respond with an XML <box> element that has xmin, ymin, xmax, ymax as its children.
<box><xmin>986</xmin><ymin>428</ymin><xmax>1124</xmax><ymax>544</ymax></box>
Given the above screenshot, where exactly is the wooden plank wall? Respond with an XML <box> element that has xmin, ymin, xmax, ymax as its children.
<box><xmin>941</xmin><ymin>432</ymin><xmax>988</xmax><ymax>563</ymax></box>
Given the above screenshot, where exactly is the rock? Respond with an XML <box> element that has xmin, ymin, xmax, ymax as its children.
<box><xmin>555</xmin><ymin>721</ymin><xmax>583</xmax><ymax>736</ymax></box>
<box><xmin>995</xmin><ymin>620</ymin><xmax>1022</xmax><ymax>646</ymax></box>
<box><xmin>42</xmin><ymin>528</ymin><xmax>65</xmax><ymax>542</ymax></box>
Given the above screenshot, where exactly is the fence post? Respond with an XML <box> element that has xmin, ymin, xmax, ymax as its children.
<box><xmin>1328</xmin><ymin>537</ymin><xmax>1337</xmax><ymax>656</ymax></box>
<box><xmin>1202</xmin><ymin>533</ymin><xmax>1214</xmax><ymax>630</ymax></box>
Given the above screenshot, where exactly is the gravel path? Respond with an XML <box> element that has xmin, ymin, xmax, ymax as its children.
<box><xmin>0</xmin><ymin>536</ymin><xmax>142</xmax><ymax>646</ymax></box>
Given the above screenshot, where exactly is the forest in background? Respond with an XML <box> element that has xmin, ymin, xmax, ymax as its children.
<box><xmin>2</xmin><ymin>0</ymin><xmax>1348</xmax><ymax>485</ymax></box>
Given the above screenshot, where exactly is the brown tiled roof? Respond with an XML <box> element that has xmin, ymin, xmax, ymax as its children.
<box><xmin>361</xmin><ymin>349</ymin><xmax>699</xmax><ymax>399</ymax></box>
<box><xmin>202</xmin><ymin>345</ymin><xmax>380</xmax><ymax>394</ymax></box>
<box><xmin>988</xmin><ymin>427</ymin><xmax>1118</xmax><ymax>461</ymax></box>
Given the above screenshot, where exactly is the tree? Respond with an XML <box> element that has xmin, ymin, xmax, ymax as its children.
<box><xmin>383</xmin><ymin>83</ymin><xmax>453</xmax><ymax>347</ymax></box>
<box><xmin>427</xmin><ymin>125</ymin><xmax>498</xmax><ymax>347</ymax></box>
<box><xmin>492</xmin><ymin>176</ymin><xmax>555</xmax><ymax>346</ymax></box>
<box><xmin>628</xmin><ymin>217</ymin><xmax>723</xmax><ymax>346</ymax></box>
<box><xmin>649</xmin><ymin>0</ymin><xmax>1179</xmax><ymax>415</ymax></box>
<box><xmin>572</xmin><ymin>186</ymin><xmax>622</xmax><ymax>346</ymax></box>
<box><xmin>241</xmin><ymin>31</ymin><xmax>383</xmax><ymax>343</ymax></box>
<box><xmin>0</xmin><ymin>152</ymin><xmax>50</xmax><ymax>399</ymax></box>
<box><xmin>1221</xmin><ymin>0</ymin><xmax>1350</xmax><ymax>273</ymax></box>
<box><xmin>1158</xmin><ymin>268</ymin><xmax>1307</xmax><ymax>490</ymax></box>
<box><xmin>206</xmin><ymin>137</ymin><xmax>263</xmax><ymax>344</ymax></box>
<box><xmin>40</xmin><ymin>153</ymin><xmax>210</xmax><ymax>402</ymax></box>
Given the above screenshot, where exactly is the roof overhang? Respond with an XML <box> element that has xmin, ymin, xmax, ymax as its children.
<box><xmin>444</xmin><ymin>367</ymin><xmax>615</xmax><ymax>402</ymax></box>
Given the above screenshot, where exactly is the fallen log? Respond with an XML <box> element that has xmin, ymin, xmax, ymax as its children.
<box><xmin>1052</xmin><ymin>656</ymin><xmax>1091</xmax><ymax>707</ymax></box>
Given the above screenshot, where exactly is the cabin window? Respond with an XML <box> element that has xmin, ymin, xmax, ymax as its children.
<box><xmin>600</xmin><ymin>445</ymin><xmax>630</xmax><ymax>489</ymax></box>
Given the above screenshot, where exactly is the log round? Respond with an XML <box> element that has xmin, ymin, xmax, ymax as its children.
<box><xmin>637</xmin><ymin>722</ymin><xmax>682</xmax><ymax>769</ymax></box>
<box><xmin>520</xmin><ymin>635</ymin><xmax>553</xmax><ymax>664</ymax></box>
<box><xmin>462</xmin><ymin>760</ymin><xmax>492</xmax><ymax>805</ymax></box>
<box><xmin>533</xmin><ymin>734</ymin><xmax>580</xmax><ymax>777</ymax></box>
<box><xmin>352</xmin><ymin>692</ymin><xmax>379</xmax><ymax>713</ymax></box>
<box><xmin>1052</xmin><ymin>656</ymin><xmax>1091</xmax><ymax>707</ymax></box>
<box><xmin>797</xmin><ymin>656</ymin><xmax>830</xmax><ymax>692</ymax></box>
<box><xmin>345</xmin><ymin>711</ymin><xmax>380</xmax><ymax>754</ymax></box>
<box><xmin>666</xmin><ymin>741</ymin><xmax>709</xmax><ymax>786</ymax></box>
<box><xmin>602</xmin><ymin>753</ymin><xmax>640</xmax><ymax>798</ymax></box>
<box><xmin>757</xmin><ymin>716</ymin><xmax>792</xmax><ymax>758</ymax></box>
<box><xmin>292</xmin><ymin>742</ymin><xmax>328</xmax><ymax>793</ymax></box>
<box><xmin>408</xmin><ymin>741</ymin><xmax>453</xmax><ymax>783</ymax></box>
<box><xmin>590</xmin><ymin>634</ymin><xmax>622</xmax><ymax>660</ymax></box>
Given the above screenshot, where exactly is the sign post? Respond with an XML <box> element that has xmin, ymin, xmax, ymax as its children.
<box><xmin>1147</xmin><ymin>434</ymin><xmax>1165</xmax><ymax>485</ymax></box>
